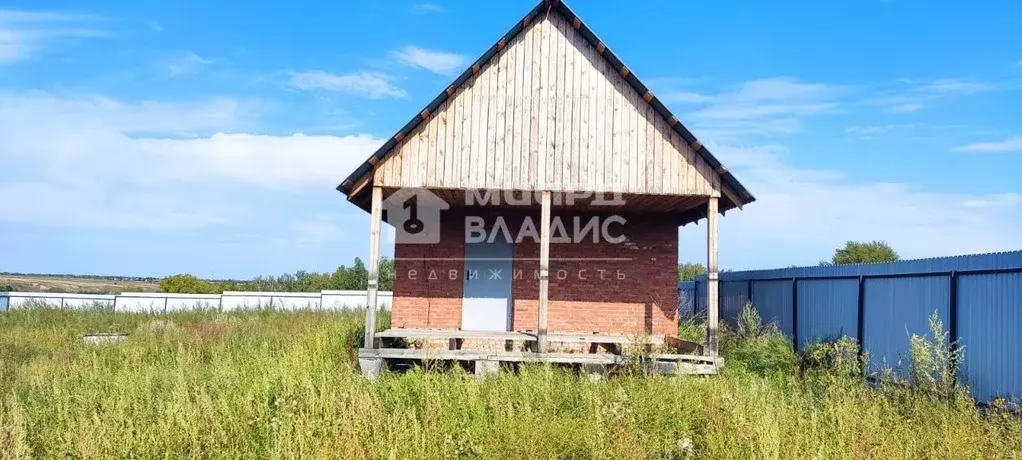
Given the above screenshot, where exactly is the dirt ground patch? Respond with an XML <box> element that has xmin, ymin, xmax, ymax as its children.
<box><xmin>0</xmin><ymin>275</ymin><xmax>159</xmax><ymax>294</ymax></box>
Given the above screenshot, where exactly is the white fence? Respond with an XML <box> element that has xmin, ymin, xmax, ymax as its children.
<box><xmin>0</xmin><ymin>290</ymin><xmax>392</xmax><ymax>313</ymax></box>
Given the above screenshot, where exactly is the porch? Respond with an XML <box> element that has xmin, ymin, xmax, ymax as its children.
<box><xmin>354</xmin><ymin>185</ymin><xmax>725</xmax><ymax>379</ymax></box>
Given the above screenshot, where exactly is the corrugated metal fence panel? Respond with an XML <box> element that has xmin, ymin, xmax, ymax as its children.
<box><xmin>711</xmin><ymin>250</ymin><xmax>1022</xmax><ymax>282</ymax></box>
<box><xmin>694</xmin><ymin>280</ymin><xmax>708</xmax><ymax>317</ymax></box>
<box><xmin>862</xmin><ymin>275</ymin><xmax>951</xmax><ymax>375</ymax></box>
<box><xmin>957</xmin><ymin>272</ymin><xmax>1022</xmax><ymax>403</ymax></box>
<box><xmin>0</xmin><ymin>294</ymin><xmax>8</xmax><ymax>313</ymax></box>
<box><xmin>685</xmin><ymin>250</ymin><xmax>1022</xmax><ymax>402</ymax></box>
<box><xmin>796</xmin><ymin>279</ymin><xmax>858</xmax><ymax>350</ymax></box>
<box><xmin>721</xmin><ymin>281</ymin><xmax>749</xmax><ymax>325</ymax></box>
<box><xmin>751</xmin><ymin>280</ymin><xmax>794</xmax><ymax>336</ymax></box>
<box><xmin>678</xmin><ymin>281</ymin><xmax>696</xmax><ymax>318</ymax></box>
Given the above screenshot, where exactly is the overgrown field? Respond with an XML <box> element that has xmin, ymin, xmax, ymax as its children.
<box><xmin>1</xmin><ymin>309</ymin><xmax>1020</xmax><ymax>459</ymax></box>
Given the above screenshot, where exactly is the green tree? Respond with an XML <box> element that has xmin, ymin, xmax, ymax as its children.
<box><xmin>678</xmin><ymin>262</ymin><xmax>707</xmax><ymax>281</ymax></box>
<box><xmin>828</xmin><ymin>241</ymin><xmax>900</xmax><ymax>265</ymax></box>
<box><xmin>158</xmin><ymin>274</ymin><xmax>218</xmax><ymax>294</ymax></box>
<box><xmin>378</xmin><ymin>258</ymin><xmax>395</xmax><ymax>291</ymax></box>
<box><xmin>333</xmin><ymin>258</ymin><xmax>368</xmax><ymax>290</ymax></box>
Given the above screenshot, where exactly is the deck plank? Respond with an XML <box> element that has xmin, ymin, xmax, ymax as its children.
<box><xmin>376</xmin><ymin>328</ymin><xmax>667</xmax><ymax>345</ymax></box>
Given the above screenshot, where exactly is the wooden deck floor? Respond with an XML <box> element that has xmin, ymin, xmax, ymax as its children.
<box><xmin>375</xmin><ymin>328</ymin><xmax>668</xmax><ymax>345</ymax></box>
<box><xmin>359</xmin><ymin>328</ymin><xmax>718</xmax><ymax>379</ymax></box>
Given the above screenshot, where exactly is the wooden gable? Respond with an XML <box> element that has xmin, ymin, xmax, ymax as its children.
<box><xmin>373</xmin><ymin>12</ymin><xmax>720</xmax><ymax>197</ymax></box>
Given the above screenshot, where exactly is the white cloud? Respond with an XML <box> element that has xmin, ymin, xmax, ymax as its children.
<box><xmin>659</xmin><ymin>77</ymin><xmax>1021</xmax><ymax>267</ymax></box>
<box><xmin>288</xmin><ymin>70</ymin><xmax>405</xmax><ymax>98</ymax></box>
<box><xmin>652</xmin><ymin>77</ymin><xmax>849</xmax><ymax>139</ymax></box>
<box><xmin>0</xmin><ymin>181</ymin><xmax>228</xmax><ymax>229</ymax></box>
<box><xmin>126</xmin><ymin>133</ymin><xmax>382</xmax><ymax>189</ymax></box>
<box><xmin>680</xmin><ymin>144</ymin><xmax>1022</xmax><ymax>269</ymax></box>
<box><xmin>0</xmin><ymin>28</ymin><xmax>27</xmax><ymax>62</ymax></box>
<box><xmin>658</xmin><ymin>90</ymin><xmax>714</xmax><ymax>104</ymax></box>
<box><xmin>870</xmin><ymin>78</ymin><xmax>995</xmax><ymax>113</ymax></box>
<box><xmin>163</xmin><ymin>51</ymin><xmax>213</xmax><ymax>76</ymax></box>
<box><xmin>844</xmin><ymin>124</ymin><xmax>915</xmax><ymax>136</ymax></box>
<box><xmin>961</xmin><ymin>193</ymin><xmax>1022</xmax><ymax>209</ymax></box>
<box><xmin>0</xmin><ymin>92</ymin><xmax>383</xmax><ymax>229</ymax></box>
<box><xmin>953</xmin><ymin>136</ymin><xmax>1022</xmax><ymax>153</ymax></box>
<box><xmin>0</xmin><ymin>9</ymin><xmax>104</xmax><ymax>65</ymax></box>
<box><xmin>890</xmin><ymin>103</ymin><xmax>923</xmax><ymax>113</ymax></box>
<box><xmin>391</xmin><ymin>45</ymin><xmax>467</xmax><ymax>76</ymax></box>
<box><xmin>915</xmin><ymin>78</ymin><xmax>994</xmax><ymax>94</ymax></box>
<box><xmin>410</xmin><ymin>3</ymin><xmax>444</xmax><ymax>15</ymax></box>
<box><xmin>693</xmin><ymin>102</ymin><xmax>836</xmax><ymax>120</ymax></box>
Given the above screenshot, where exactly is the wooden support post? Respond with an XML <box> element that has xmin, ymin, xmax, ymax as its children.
<box><xmin>538</xmin><ymin>190</ymin><xmax>552</xmax><ymax>353</ymax></box>
<box><xmin>364</xmin><ymin>186</ymin><xmax>383</xmax><ymax>349</ymax></box>
<box><xmin>706</xmin><ymin>197</ymin><xmax>720</xmax><ymax>357</ymax></box>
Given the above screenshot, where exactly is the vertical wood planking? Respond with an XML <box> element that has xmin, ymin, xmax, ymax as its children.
<box><xmin>445</xmin><ymin>95</ymin><xmax>457</xmax><ymax>188</ymax></box>
<box><xmin>435</xmin><ymin>102</ymin><xmax>447</xmax><ymax>188</ymax></box>
<box><xmin>569</xmin><ymin>23</ymin><xmax>582</xmax><ymax>190</ymax></box>
<box><xmin>537</xmin><ymin>16</ymin><xmax>550</xmax><ymax>188</ymax></box>
<box><xmin>460</xmin><ymin>76</ymin><xmax>473</xmax><ymax>187</ymax></box>
<box><xmin>426</xmin><ymin>103</ymin><xmax>439</xmax><ymax>186</ymax></box>
<box><xmin>509</xmin><ymin>33</ymin><xmax>524</xmax><ymax>189</ymax></box>
<box><xmin>528</xmin><ymin>19</ymin><xmax>541</xmax><ymax>189</ymax></box>
<box><xmin>486</xmin><ymin>53</ymin><xmax>499</xmax><ymax>187</ymax></box>
<box><xmin>494</xmin><ymin>42</ymin><xmax>508</xmax><ymax>189</ymax></box>
<box><xmin>465</xmin><ymin>71</ymin><xmax>477</xmax><ymax>188</ymax></box>
<box><xmin>472</xmin><ymin>59</ymin><xmax>487</xmax><ymax>188</ymax></box>
<box><xmin>586</xmin><ymin>38</ymin><xmax>598</xmax><ymax>190</ymax></box>
<box><xmin>652</xmin><ymin>117</ymin><xmax>663</xmax><ymax>193</ymax></box>
<box><xmin>366</xmin><ymin>15</ymin><xmax>724</xmax><ymax>197</ymax></box>
<box><xmin>405</xmin><ymin>118</ymin><xmax>420</xmax><ymax>186</ymax></box>
<box><xmin>673</xmin><ymin>131</ymin><xmax>685</xmax><ymax>194</ymax></box>
<box><xmin>609</xmin><ymin>65</ymin><xmax>617</xmax><ymax>189</ymax></box>
<box><xmin>625</xmin><ymin>84</ymin><xmax>633</xmax><ymax>190</ymax></box>
<box><xmin>552</xmin><ymin>16</ymin><xmax>566</xmax><ymax>189</ymax></box>
<box><xmin>644</xmin><ymin>104</ymin><xmax>655</xmax><ymax>193</ymax></box>
<box><xmin>598</xmin><ymin>51</ymin><xmax>610</xmax><ymax>189</ymax></box>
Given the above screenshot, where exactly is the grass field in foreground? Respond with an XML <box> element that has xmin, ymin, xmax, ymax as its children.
<box><xmin>1</xmin><ymin>308</ymin><xmax>1020</xmax><ymax>459</ymax></box>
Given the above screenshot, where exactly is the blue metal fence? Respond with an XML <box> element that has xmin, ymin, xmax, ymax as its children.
<box><xmin>687</xmin><ymin>250</ymin><xmax>1022</xmax><ymax>403</ymax></box>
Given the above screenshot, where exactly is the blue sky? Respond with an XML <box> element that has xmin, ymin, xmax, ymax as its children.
<box><xmin>1</xmin><ymin>0</ymin><xmax>1020</xmax><ymax>278</ymax></box>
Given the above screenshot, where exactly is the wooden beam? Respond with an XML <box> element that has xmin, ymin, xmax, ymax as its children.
<box><xmin>538</xmin><ymin>190</ymin><xmax>552</xmax><ymax>353</ymax></box>
<box><xmin>347</xmin><ymin>174</ymin><xmax>371</xmax><ymax>200</ymax></box>
<box><xmin>721</xmin><ymin>185</ymin><xmax>744</xmax><ymax>210</ymax></box>
<box><xmin>706</xmin><ymin>197</ymin><xmax>720</xmax><ymax>357</ymax></box>
<box><xmin>364</xmin><ymin>186</ymin><xmax>383</xmax><ymax>349</ymax></box>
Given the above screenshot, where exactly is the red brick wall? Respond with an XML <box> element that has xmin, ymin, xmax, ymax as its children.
<box><xmin>390</xmin><ymin>208</ymin><xmax>466</xmax><ymax>329</ymax></box>
<box><xmin>391</xmin><ymin>208</ymin><xmax>679</xmax><ymax>336</ymax></box>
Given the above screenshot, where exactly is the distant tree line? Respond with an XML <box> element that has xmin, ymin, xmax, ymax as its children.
<box><xmin>0</xmin><ymin>272</ymin><xmax>161</xmax><ymax>283</ymax></box>
<box><xmin>157</xmin><ymin>258</ymin><xmax>396</xmax><ymax>294</ymax></box>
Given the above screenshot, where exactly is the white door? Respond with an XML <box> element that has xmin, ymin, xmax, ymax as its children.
<box><xmin>461</xmin><ymin>238</ymin><xmax>513</xmax><ymax>331</ymax></box>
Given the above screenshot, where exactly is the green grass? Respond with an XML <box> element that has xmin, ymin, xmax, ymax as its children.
<box><xmin>1</xmin><ymin>308</ymin><xmax>1020</xmax><ymax>459</ymax></box>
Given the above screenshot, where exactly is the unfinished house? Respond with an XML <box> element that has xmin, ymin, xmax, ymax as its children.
<box><xmin>338</xmin><ymin>0</ymin><xmax>754</xmax><ymax>377</ymax></box>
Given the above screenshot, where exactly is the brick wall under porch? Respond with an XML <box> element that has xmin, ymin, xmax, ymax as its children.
<box><xmin>389</xmin><ymin>209</ymin><xmax>679</xmax><ymax>336</ymax></box>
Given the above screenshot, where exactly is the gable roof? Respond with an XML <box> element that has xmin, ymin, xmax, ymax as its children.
<box><xmin>338</xmin><ymin>0</ymin><xmax>755</xmax><ymax>213</ymax></box>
